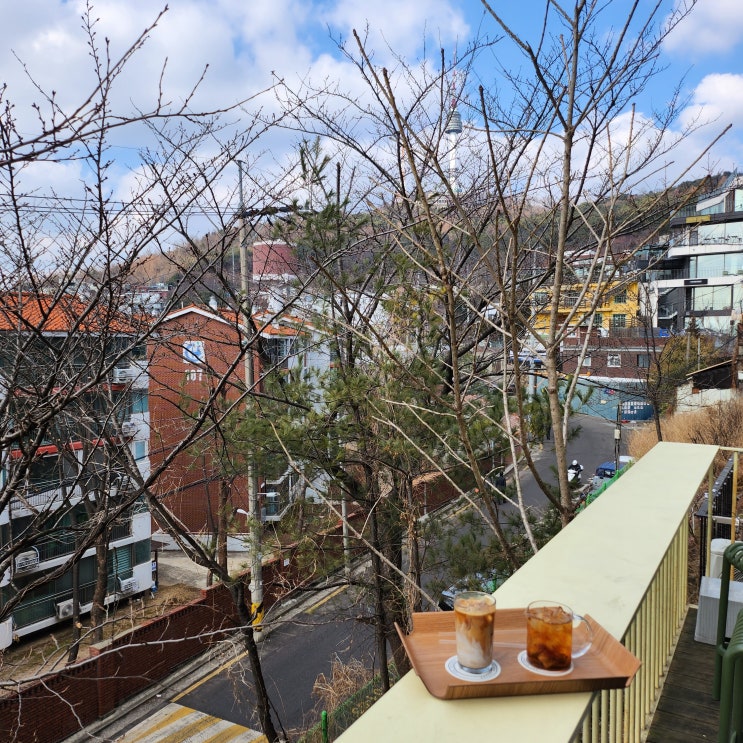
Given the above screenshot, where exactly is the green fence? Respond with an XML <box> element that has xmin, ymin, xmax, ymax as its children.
<box><xmin>298</xmin><ymin>667</ymin><xmax>399</xmax><ymax>743</ymax></box>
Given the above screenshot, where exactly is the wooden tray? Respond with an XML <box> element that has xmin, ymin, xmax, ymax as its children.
<box><xmin>395</xmin><ymin>608</ymin><xmax>641</xmax><ymax>699</ymax></box>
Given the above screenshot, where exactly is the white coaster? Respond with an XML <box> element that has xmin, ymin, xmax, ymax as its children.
<box><xmin>517</xmin><ymin>650</ymin><xmax>574</xmax><ymax>677</ymax></box>
<box><xmin>444</xmin><ymin>655</ymin><xmax>502</xmax><ymax>682</ymax></box>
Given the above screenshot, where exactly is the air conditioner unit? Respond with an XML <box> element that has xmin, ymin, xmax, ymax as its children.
<box><xmin>118</xmin><ymin>577</ymin><xmax>139</xmax><ymax>595</ymax></box>
<box><xmin>120</xmin><ymin>421</ymin><xmax>137</xmax><ymax>437</ymax></box>
<box><xmin>113</xmin><ymin>366</ymin><xmax>134</xmax><ymax>384</ymax></box>
<box><xmin>15</xmin><ymin>549</ymin><xmax>39</xmax><ymax>572</ymax></box>
<box><xmin>56</xmin><ymin>599</ymin><xmax>74</xmax><ymax>619</ymax></box>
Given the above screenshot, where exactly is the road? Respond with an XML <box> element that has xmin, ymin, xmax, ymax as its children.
<box><xmin>175</xmin><ymin>587</ymin><xmax>377</xmax><ymax>737</ymax></box>
<box><xmin>517</xmin><ymin>412</ymin><xmax>628</xmax><ymax>507</ymax></box>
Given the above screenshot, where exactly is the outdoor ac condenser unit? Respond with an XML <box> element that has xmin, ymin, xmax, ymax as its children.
<box><xmin>14</xmin><ymin>548</ymin><xmax>39</xmax><ymax>572</ymax></box>
<box><xmin>56</xmin><ymin>599</ymin><xmax>74</xmax><ymax>619</ymax></box>
<box><xmin>118</xmin><ymin>577</ymin><xmax>139</xmax><ymax>594</ymax></box>
<box><xmin>113</xmin><ymin>366</ymin><xmax>134</xmax><ymax>384</ymax></box>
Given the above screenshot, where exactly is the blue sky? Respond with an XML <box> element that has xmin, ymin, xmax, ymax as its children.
<box><xmin>2</xmin><ymin>1</ymin><xmax>743</xmax><ymax>213</ymax></box>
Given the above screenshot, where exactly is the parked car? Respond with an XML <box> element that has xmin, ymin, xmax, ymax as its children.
<box><xmin>438</xmin><ymin>571</ymin><xmax>508</xmax><ymax>611</ymax></box>
<box><xmin>594</xmin><ymin>456</ymin><xmax>634</xmax><ymax>480</ymax></box>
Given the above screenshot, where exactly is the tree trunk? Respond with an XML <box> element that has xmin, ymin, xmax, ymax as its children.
<box><xmin>232</xmin><ymin>582</ymin><xmax>280</xmax><ymax>742</ymax></box>
<box><xmin>369</xmin><ymin>507</ymin><xmax>391</xmax><ymax>691</ymax></box>
<box><xmin>217</xmin><ymin>479</ymin><xmax>229</xmax><ymax>574</ymax></box>
<box><xmin>91</xmin><ymin>531</ymin><xmax>110</xmax><ymax>643</ymax></box>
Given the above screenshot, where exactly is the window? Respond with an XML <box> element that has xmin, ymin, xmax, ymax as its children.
<box><xmin>581</xmin><ymin>356</ymin><xmax>591</xmax><ymax>368</ymax></box>
<box><xmin>183</xmin><ymin>340</ymin><xmax>205</xmax><ymax>382</ymax></box>
<box><xmin>182</xmin><ymin>340</ymin><xmax>205</xmax><ymax>365</ymax></box>
<box><xmin>134</xmin><ymin>441</ymin><xmax>147</xmax><ymax>461</ymax></box>
<box><xmin>594</xmin><ymin>314</ymin><xmax>603</xmax><ymax>328</ymax></box>
<box><xmin>563</xmin><ymin>291</ymin><xmax>580</xmax><ymax>307</ymax></box>
<box><xmin>614</xmin><ymin>291</ymin><xmax>627</xmax><ymax>304</ymax></box>
<box><xmin>637</xmin><ymin>353</ymin><xmax>650</xmax><ymax>369</ymax></box>
<box><xmin>128</xmin><ymin>391</ymin><xmax>148</xmax><ymax>415</ymax></box>
<box><xmin>612</xmin><ymin>314</ymin><xmax>626</xmax><ymax>328</ymax></box>
<box><xmin>691</xmin><ymin>285</ymin><xmax>733</xmax><ymax>312</ymax></box>
<box><xmin>263</xmin><ymin>336</ymin><xmax>296</xmax><ymax>370</ymax></box>
<box><xmin>607</xmin><ymin>354</ymin><xmax>621</xmax><ymax>368</ymax></box>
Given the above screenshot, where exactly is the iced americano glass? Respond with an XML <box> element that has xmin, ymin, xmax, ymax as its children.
<box><xmin>525</xmin><ymin>600</ymin><xmax>592</xmax><ymax>672</ymax></box>
<box><xmin>453</xmin><ymin>591</ymin><xmax>496</xmax><ymax>673</ymax></box>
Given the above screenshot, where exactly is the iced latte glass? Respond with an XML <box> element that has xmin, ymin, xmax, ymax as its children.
<box><xmin>453</xmin><ymin>591</ymin><xmax>496</xmax><ymax>673</ymax></box>
<box><xmin>526</xmin><ymin>600</ymin><xmax>592</xmax><ymax>672</ymax></box>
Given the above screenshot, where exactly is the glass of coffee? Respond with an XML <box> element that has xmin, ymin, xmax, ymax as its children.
<box><xmin>525</xmin><ymin>600</ymin><xmax>592</xmax><ymax>672</ymax></box>
<box><xmin>453</xmin><ymin>591</ymin><xmax>496</xmax><ymax>673</ymax></box>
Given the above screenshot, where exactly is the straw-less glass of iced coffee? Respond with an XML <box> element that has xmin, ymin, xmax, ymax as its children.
<box><xmin>526</xmin><ymin>600</ymin><xmax>592</xmax><ymax>672</ymax></box>
<box><xmin>453</xmin><ymin>591</ymin><xmax>496</xmax><ymax>673</ymax></box>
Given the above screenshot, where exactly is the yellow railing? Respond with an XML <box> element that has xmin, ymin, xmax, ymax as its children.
<box><xmin>577</xmin><ymin>521</ymin><xmax>687</xmax><ymax>742</ymax></box>
<box><xmin>705</xmin><ymin>447</ymin><xmax>743</xmax><ymax>575</ymax></box>
<box><xmin>337</xmin><ymin>442</ymin><xmax>719</xmax><ymax>743</ymax></box>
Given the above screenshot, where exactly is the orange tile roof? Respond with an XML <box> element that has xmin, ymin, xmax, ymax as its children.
<box><xmin>0</xmin><ymin>292</ymin><xmax>139</xmax><ymax>334</ymax></box>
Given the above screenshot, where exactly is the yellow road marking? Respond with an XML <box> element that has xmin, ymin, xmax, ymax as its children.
<box><xmin>173</xmin><ymin>650</ymin><xmax>249</xmax><ymax>701</ymax></box>
<box><xmin>202</xmin><ymin>721</ymin><xmax>267</xmax><ymax>743</ymax></box>
<box><xmin>120</xmin><ymin>705</ymin><xmax>194</xmax><ymax>743</ymax></box>
<box><xmin>151</xmin><ymin>707</ymin><xmax>219</xmax><ymax>743</ymax></box>
<box><xmin>306</xmin><ymin>584</ymin><xmax>348</xmax><ymax>614</ymax></box>
<box><xmin>120</xmin><ymin>704</ymin><xmax>266</xmax><ymax>743</ymax></box>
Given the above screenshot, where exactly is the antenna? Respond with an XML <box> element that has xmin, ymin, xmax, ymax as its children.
<box><xmin>444</xmin><ymin>54</ymin><xmax>462</xmax><ymax>193</ymax></box>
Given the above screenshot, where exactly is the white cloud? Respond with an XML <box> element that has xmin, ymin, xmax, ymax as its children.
<box><xmin>325</xmin><ymin>0</ymin><xmax>470</xmax><ymax>61</ymax></box>
<box><xmin>680</xmin><ymin>73</ymin><xmax>743</xmax><ymax>130</ymax></box>
<box><xmin>665</xmin><ymin>0</ymin><xmax>743</xmax><ymax>56</ymax></box>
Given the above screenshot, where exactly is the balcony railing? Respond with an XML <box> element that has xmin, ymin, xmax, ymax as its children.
<box><xmin>29</xmin><ymin>521</ymin><xmax>132</xmax><ymax>564</ymax></box>
<box><xmin>337</xmin><ymin>442</ymin><xmax>719</xmax><ymax>742</ymax></box>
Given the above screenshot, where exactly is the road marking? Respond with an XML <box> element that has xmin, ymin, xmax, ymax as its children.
<box><xmin>173</xmin><ymin>651</ymin><xmax>249</xmax><ymax>702</ymax></box>
<box><xmin>116</xmin><ymin>703</ymin><xmax>267</xmax><ymax>743</ymax></box>
<box><xmin>306</xmin><ymin>584</ymin><xmax>348</xmax><ymax>614</ymax></box>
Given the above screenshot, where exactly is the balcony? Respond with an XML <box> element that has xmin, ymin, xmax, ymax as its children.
<box><xmin>337</xmin><ymin>442</ymin><xmax>723</xmax><ymax>742</ymax></box>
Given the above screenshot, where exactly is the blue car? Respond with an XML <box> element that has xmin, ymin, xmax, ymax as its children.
<box><xmin>595</xmin><ymin>461</ymin><xmax>617</xmax><ymax>479</ymax></box>
<box><xmin>595</xmin><ymin>456</ymin><xmax>634</xmax><ymax>480</ymax></box>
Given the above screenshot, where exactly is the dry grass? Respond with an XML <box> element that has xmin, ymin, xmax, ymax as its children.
<box><xmin>627</xmin><ymin>398</ymin><xmax>743</xmax><ymax>459</ymax></box>
<box><xmin>627</xmin><ymin>399</ymin><xmax>743</xmax><ymax>604</ymax></box>
<box><xmin>311</xmin><ymin>655</ymin><xmax>373</xmax><ymax>713</ymax></box>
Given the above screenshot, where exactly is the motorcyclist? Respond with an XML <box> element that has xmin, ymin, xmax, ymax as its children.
<box><xmin>567</xmin><ymin>459</ymin><xmax>584</xmax><ymax>484</ymax></box>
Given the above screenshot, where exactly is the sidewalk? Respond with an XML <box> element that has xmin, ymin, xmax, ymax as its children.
<box><xmin>155</xmin><ymin>550</ymin><xmax>252</xmax><ymax>590</ymax></box>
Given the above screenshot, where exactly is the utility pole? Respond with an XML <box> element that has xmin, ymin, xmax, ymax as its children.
<box><xmin>614</xmin><ymin>403</ymin><xmax>622</xmax><ymax>473</ymax></box>
<box><xmin>238</xmin><ymin>161</ymin><xmax>264</xmax><ymax>635</ymax></box>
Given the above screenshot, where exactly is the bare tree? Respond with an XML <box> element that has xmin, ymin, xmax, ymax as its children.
<box><xmin>0</xmin><ymin>6</ymin><xmax>290</xmax><ymax>741</ymax></box>
<box><xmin>272</xmin><ymin>0</ymin><xmax>726</xmax><ymax>565</ymax></box>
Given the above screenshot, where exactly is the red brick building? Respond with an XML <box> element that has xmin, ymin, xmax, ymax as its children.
<box><xmin>148</xmin><ymin>305</ymin><xmax>252</xmax><ymax>533</ymax></box>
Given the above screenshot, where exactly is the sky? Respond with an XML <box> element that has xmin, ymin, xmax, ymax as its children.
<box><xmin>2</xmin><ymin>0</ymin><xmax>743</xmax><ymax>224</ymax></box>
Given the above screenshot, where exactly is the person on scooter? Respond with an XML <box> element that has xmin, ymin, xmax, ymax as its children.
<box><xmin>567</xmin><ymin>459</ymin><xmax>584</xmax><ymax>484</ymax></box>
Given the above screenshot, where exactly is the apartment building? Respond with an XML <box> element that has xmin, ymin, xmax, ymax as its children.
<box><xmin>645</xmin><ymin>173</ymin><xmax>743</xmax><ymax>333</ymax></box>
<box><xmin>0</xmin><ymin>292</ymin><xmax>151</xmax><ymax>649</ymax></box>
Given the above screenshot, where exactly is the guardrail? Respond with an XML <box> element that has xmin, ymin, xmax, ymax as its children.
<box><xmin>337</xmin><ymin>442</ymin><xmax>718</xmax><ymax>742</ymax></box>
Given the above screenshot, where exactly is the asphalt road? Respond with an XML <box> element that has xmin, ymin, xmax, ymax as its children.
<box><xmin>520</xmin><ymin>412</ymin><xmax>629</xmax><ymax>504</ymax></box>
<box><xmin>175</xmin><ymin>586</ymin><xmax>377</xmax><ymax>737</ymax></box>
